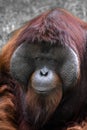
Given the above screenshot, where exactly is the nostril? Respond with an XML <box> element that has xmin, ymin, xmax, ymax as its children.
<box><xmin>40</xmin><ymin>67</ymin><xmax>49</xmax><ymax>77</ymax></box>
<box><xmin>40</xmin><ymin>70</ymin><xmax>48</xmax><ymax>76</ymax></box>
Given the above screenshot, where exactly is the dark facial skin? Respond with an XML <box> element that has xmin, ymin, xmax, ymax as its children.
<box><xmin>10</xmin><ymin>41</ymin><xmax>80</xmax><ymax>126</ymax></box>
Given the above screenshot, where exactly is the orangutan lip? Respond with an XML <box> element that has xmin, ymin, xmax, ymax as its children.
<box><xmin>35</xmin><ymin>90</ymin><xmax>48</xmax><ymax>94</ymax></box>
<box><xmin>33</xmin><ymin>87</ymin><xmax>55</xmax><ymax>94</ymax></box>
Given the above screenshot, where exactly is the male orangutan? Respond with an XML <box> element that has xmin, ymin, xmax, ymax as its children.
<box><xmin>0</xmin><ymin>8</ymin><xmax>87</xmax><ymax>130</ymax></box>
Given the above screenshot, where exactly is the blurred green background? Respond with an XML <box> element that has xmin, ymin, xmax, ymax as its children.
<box><xmin>0</xmin><ymin>0</ymin><xmax>87</xmax><ymax>48</ymax></box>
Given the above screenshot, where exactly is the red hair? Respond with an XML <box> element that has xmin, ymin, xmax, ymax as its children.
<box><xmin>0</xmin><ymin>8</ymin><xmax>87</xmax><ymax>72</ymax></box>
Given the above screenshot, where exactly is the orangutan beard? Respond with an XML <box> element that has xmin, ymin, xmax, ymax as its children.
<box><xmin>24</xmin><ymin>87</ymin><xmax>62</xmax><ymax>128</ymax></box>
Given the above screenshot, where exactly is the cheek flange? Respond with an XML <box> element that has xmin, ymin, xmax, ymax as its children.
<box><xmin>60</xmin><ymin>47</ymin><xmax>80</xmax><ymax>90</ymax></box>
<box><xmin>10</xmin><ymin>44</ymin><xmax>34</xmax><ymax>86</ymax></box>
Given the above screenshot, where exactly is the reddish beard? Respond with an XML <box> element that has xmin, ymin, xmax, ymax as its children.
<box><xmin>25</xmin><ymin>87</ymin><xmax>62</xmax><ymax>127</ymax></box>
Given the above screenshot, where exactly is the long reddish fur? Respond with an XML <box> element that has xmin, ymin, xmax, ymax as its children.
<box><xmin>0</xmin><ymin>8</ymin><xmax>87</xmax><ymax>130</ymax></box>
